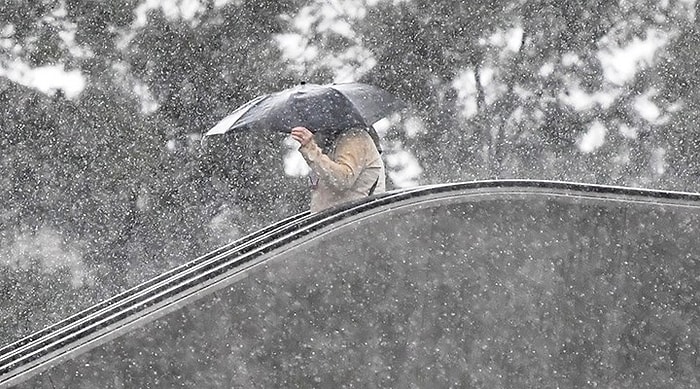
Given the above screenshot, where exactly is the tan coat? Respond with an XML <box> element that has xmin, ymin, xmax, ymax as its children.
<box><xmin>299</xmin><ymin>128</ymin><xmax>386</xmax><ymax>212</ymax></box>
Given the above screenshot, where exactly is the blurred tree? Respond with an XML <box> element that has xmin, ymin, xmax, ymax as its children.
<box><xmin>285</xmin><ymin>0</ymin><xmax>699</xmax><ymax>191</ymax></box>
<box><xmin>0</xmin><ymin>0</ymin><xmax>69</xmax><ymax>66</ymax></box>
<box><xmin>122</xmin><ymin>0</ymin><xmax>310</xmax><ymax>256</ymax></box>
<box><xmin>0</xmin><ymin>0</ymin><xmax>310</xmax><ymax>342</ymax></box>
<box><xmin>648</xmin><ymin>0</ymin><xmax>700</xmax><ymax>190</ymax></box>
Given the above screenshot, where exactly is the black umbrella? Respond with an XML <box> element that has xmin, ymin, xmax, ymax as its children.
<box><xmin>205</xmin><ymin>82</ymin><xmax>405</xmax><ymax>136</ymax></box>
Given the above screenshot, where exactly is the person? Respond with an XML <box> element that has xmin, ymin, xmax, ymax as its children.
<box><xmin>291</xmin><ymin>126</ymin><xmax>386</xmax><ymax>212</ymax></box>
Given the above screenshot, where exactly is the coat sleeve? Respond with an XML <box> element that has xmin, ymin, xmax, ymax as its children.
<box><xmin>299</xmin><ymin>130</ymin><xmax>368</xmax><ymax>190</ymax></box>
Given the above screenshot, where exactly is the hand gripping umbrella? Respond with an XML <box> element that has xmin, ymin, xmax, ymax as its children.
<box><xmin>205</xmin><ymin>82</ymin><xmax>406</xmax><ymax>136</ymax></box>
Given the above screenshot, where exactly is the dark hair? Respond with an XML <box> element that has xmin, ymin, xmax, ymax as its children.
<box><xmin>316</xmin><ymin>127</ymin><xmax>383</xmax><ymax>155</ymax></box>
<box><xmin>315</xmin><ymin>128</ymin><xmax>345</xmax><ymax>154</ymax></box>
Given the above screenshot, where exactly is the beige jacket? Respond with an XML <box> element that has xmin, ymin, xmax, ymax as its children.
<box><xmin>299</xmin><ymin>128</ymin><xmax>386</xmax><ymax>212</ymax></box>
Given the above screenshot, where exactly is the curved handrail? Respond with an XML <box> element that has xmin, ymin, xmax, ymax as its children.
<box><xmin>0</xmin><ymin>184</ymin><xmax>436</xmax><ymax>381</ymax></box>
<box><xmin>1</xmin><ymin>180</ymin><xmax>699</xmax><ymax>387</ymax></box>
<box><xmin>0</xmin><ymin>212</ymin><xmax>308</xmax><ymax>358</ymax></box>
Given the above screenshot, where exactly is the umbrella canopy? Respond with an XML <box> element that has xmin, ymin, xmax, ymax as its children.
<box><xmin>205</xmin><ymin>82</ymin><xmax>405</xmax><ymax>136</ymax></box>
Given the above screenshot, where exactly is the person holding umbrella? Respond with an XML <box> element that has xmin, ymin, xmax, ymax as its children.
<box><xmin>205</xmin><ymin>82</ymin><xmax>405</xmax><ymax>212</ymax></box>
<box><xmin>291</xmin><ymin>125</ymin><xmax>385</xmax><ymax>212</ymax></box>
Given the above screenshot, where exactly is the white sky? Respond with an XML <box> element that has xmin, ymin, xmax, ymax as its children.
<box><xmin>634</xmin><ymin>91</ymin><xmax>663</xmax><ymax>123</ymax></box>
<box><xmin>0</xmin><ymin>61</ymin><xmax>85</xmax><ymax>99</ymax></box>
<box><xmin>598</xmin><ymin>29</ymin><xmax>667</xmax><ymax>86</ymax></box>
<box><xmin>577</xmin><ymin>120</ymin><xmax>608</xmax><ymax>154</ymax></box>
<box><xmin>133</xmin><ymin>0</ymin><xmax>219</xmax><ymax>26</ymax></box>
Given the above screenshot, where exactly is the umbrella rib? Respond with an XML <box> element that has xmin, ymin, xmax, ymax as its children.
<box><xmin>205</xmin><ymin>95</ymin><xmax>268</xmax><ymax>135</ymax></box>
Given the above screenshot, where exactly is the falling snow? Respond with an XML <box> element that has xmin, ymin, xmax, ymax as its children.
<box><xmin>1</xmin><ymin>0</ymin><xmax>700</xmax><ymax>387</ymax></box>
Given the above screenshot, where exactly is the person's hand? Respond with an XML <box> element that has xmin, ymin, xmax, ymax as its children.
<box><xmin>291</xmin><ymin>126</ymin><xmax>314</xmax><ymax>146</ymax></box>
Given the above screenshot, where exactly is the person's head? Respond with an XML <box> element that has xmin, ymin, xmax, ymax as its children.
<box><xmin>314</xmin><ymin>128</ymin><xmax>346</xmax><ymax>153</ymax></box>
<box><xmin>315</xmin><ymin>126</ymin><xmax>383</xmax><ymax>154</ymax></box>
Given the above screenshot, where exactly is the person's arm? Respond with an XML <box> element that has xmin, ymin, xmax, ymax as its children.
<box><xmin>292</xmin><ymin>127</ymin><xmax>366</xmax><ymax>190</ymax></box>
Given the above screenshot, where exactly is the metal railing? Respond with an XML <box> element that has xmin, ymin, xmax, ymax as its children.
<box><xmin>1</xmin><ymin>180</ymin><xmax>698</xmax><ymax>388</ymax></box>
